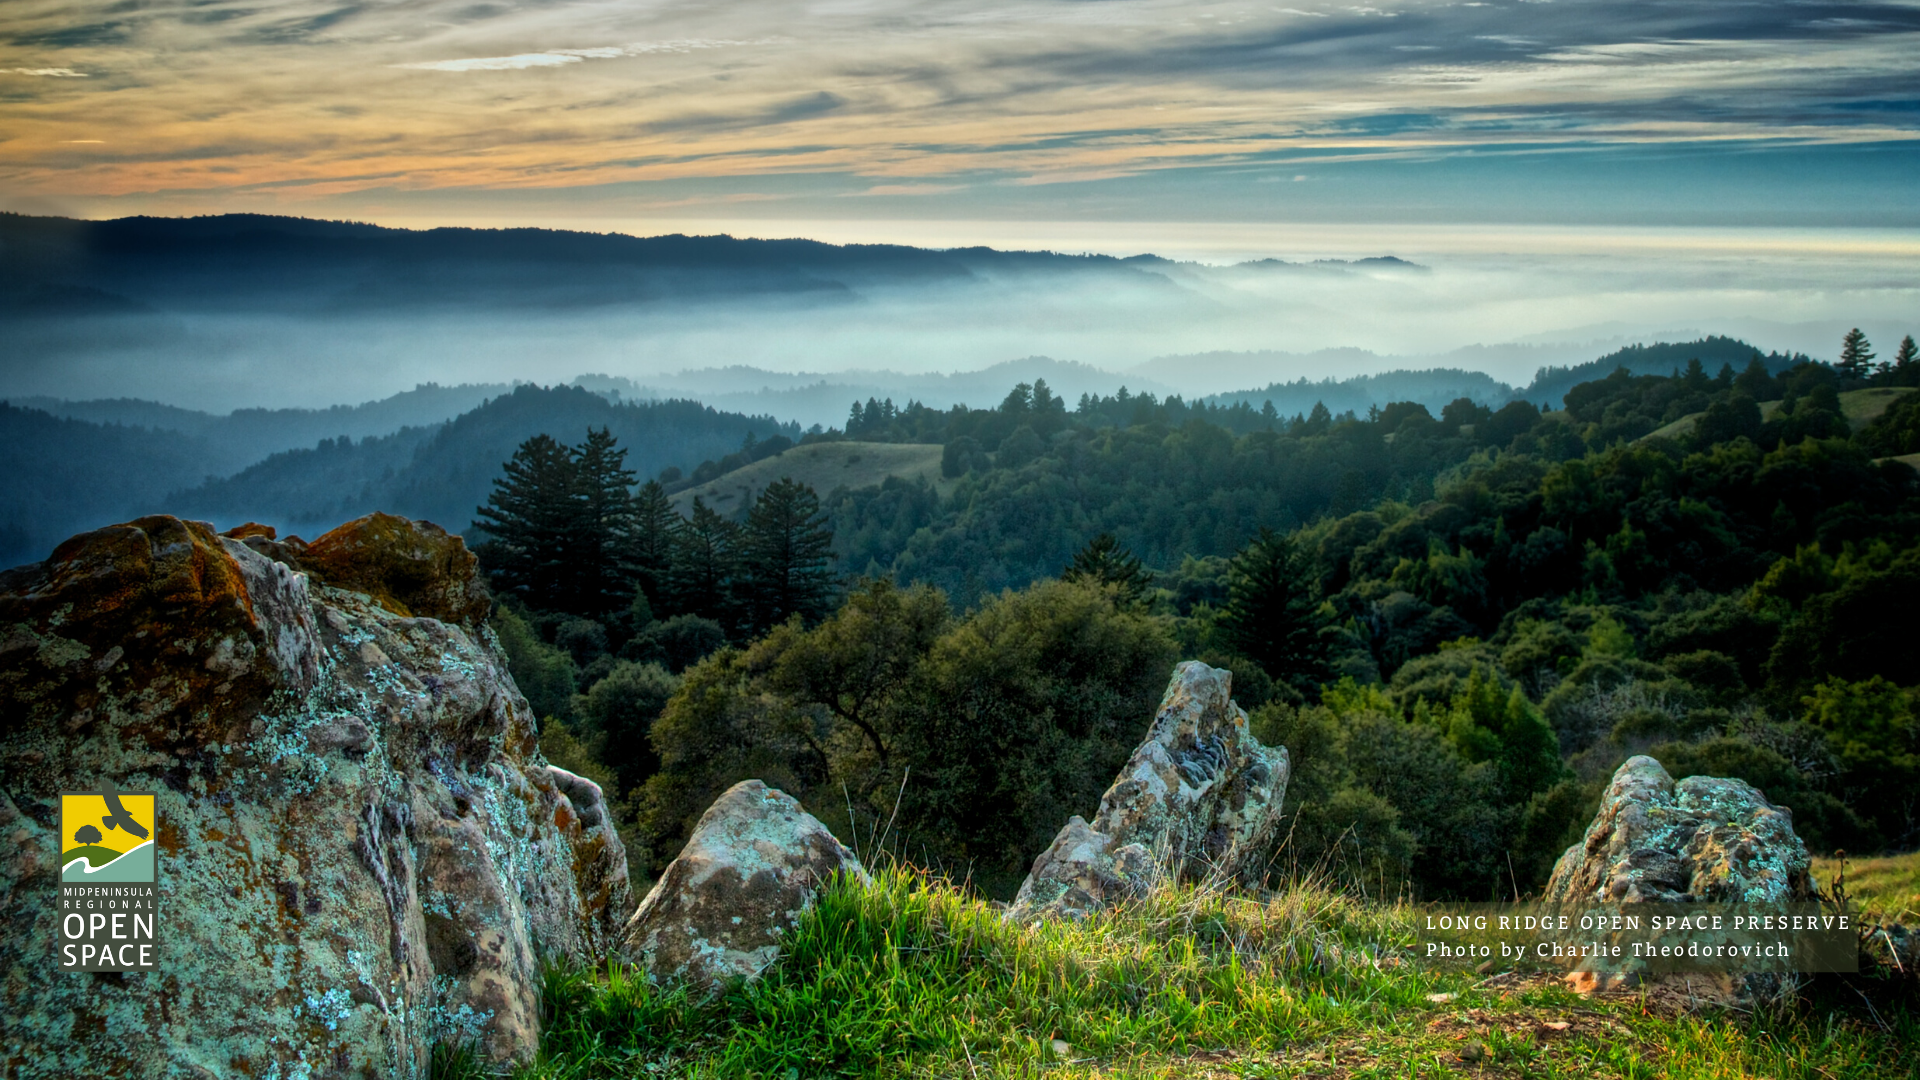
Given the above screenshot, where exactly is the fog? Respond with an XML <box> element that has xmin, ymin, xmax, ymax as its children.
<box><xmin>5</xmin><ymin>228</ymin><xmax>1916</xmax><ymax>419</ymax></box>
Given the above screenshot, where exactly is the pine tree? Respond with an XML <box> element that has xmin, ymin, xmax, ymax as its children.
<box><xmin>667</xmin><ymin>496</ymin><xmax>739</xmax><ymax>628</ymax></box>
<box><xmin>626</xmin><ymin>479</ymin><xmax>678</xmax><ymax>614</ymax></box>
<box><xmin>474</xmin><ymin>434</ymin><xmax>581</xmax><ymax>612</ymax></box>
<box><xmin>1062</xmin><ymin>533</ymin><xmax>1154</xmax><ymax>608</ymax></box>
<box><xmin>737</xmin><ymin>478</ymin><xmax>837</xmax><ymax>634</ymax></box>
<box><xmin>571</xmin><ymin>427</ymin><xmax>636</xmax><ymax>618</ymax></box>
<box><xmin>1734</xmin><ymin>356</ymin><xmax>1776</xmax><ymax>399</ymax></box>
<box><xmin>1223</xmin><ymin>527</ymin><xmax>1327</xmax><ymax>692</ymax></box>
<box><xmin>1838</xmin><ymin>328</ymin><xmax>1875</xmax><ymax>379</ymax></box>
<box><xmin>1893</xmin><ymin>335</ymin><xmax>1919</xmax><ymax>387</ymax></box>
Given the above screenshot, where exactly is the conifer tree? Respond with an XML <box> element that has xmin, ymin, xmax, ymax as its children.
<box><xmin>1062</xmin><ymin>533</ymin><xmax>1155</xmax><ymax>608</ymax></box>
<box><xmin>1223</xmin><ymin>527</ymin><xmax>1327</xmax><ymax>692</ymax></box>
<box><xmin>1893</xmin><ymin>335</ymin><xmax>1919</xmax><ymax>386</ymax></box>
<box><xmin>572</xmin><ymin>427</ymin><xmax>636</xmax><ymax>618</ymax></box>
<box><xmin>668</xmin><ymin>496</ymin><xmax>739</xmax><ymax>628</ymax></box>
<box><xmin>1734</xmin><ymin>356</ymin><xmax>1776</xmax><ymax>399</ymax></box>
<box><xmin>626</xmin><ymin>479</ymin><xmax>678</xmax><ymax>614</ymax></box>
<box><xmin>475</xmin><ymin>434</ymin><xmax>581</xmax><ymax>612</ymax></box>
<box><xmin>737</xmin><ymin>478</ymin><xmax>837</xmax><ymax>634</ymax></box>
<box><xmin>1838</xmin><ymin>328</ymin><xmax>1875</xmax><ymax>378</ymax></box>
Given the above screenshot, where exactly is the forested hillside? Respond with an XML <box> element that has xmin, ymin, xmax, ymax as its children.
<box><xmin>0</xmin><ymin>403</ymin><xmax>218</xmax><ymax>565</ymax></box>
<box><xmin>12</xmin><ymin>382</ymin><xmax>507</xmax><ymax>474</ymax></box>
<box><xmin>492</xmin><ymin>333</ymin><xmax>1920</xmax><ymax>903</ymax></box>
<box><xmin>0</xmin><ymin>385</ymin><xmax>795</xmax><ymax>567</ymax></box>
<box><xmin>172</xmin><ymin>386</ymin><xmax>797</xmax><ymax>536</ymax></box>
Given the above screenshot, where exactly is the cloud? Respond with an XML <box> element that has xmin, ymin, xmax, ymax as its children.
<box><xmin>396</xmin><ymin>53</ymin><xmax>587</xmax><ymax>72</ymax></box>
<box><xmin>857</xmin><ymin>183</ymin><xmax>967</xmax><ymax>196</ymax></box>
<box><xmin>395</xmin><ymin>39</ymin><xmax>752</xmax><ymax>73</ymax></box>
<box><xmin>2</xmin><ymin>0</ymin><xmax>1917</xmax><ymax>222</ymax></box>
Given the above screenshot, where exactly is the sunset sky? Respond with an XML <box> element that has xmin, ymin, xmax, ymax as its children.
<box><xmin>3</xmin><ymin>0</ymin><xmax>1917</xmax><ymax>251</ymax></box>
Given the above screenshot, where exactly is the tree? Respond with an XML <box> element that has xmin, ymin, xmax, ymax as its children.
<box><xmin>1681</xmin><ymin>357</ymin><xmax>1711</xmax><ymax>392</ymax></box>
<box><xmin>1063</xmin><ymin>533</ymin><xmax>1155</xmax><ymax>608</ymax></box>
<box><xmin>760</xmin><ymin>577</ymin><xmax>953</xmax><ymax>795</ymax></box>
<box><xmin>1734</xmin><ymin>356</ymin><xmax>1777</xmax><ymax>399</ymax></box>
<box><xmin>737</xmin><ymin>478</ymin><xmax>837</xmax><ymax>635</ymax></box>
<box><xmin>572</xmin><ymin>427</ymin><xmax>636</xmax><ymax>618</ymax></box>
<box><xmin>1223</xmin><ymin>527</ymin><xmax>1328</xmax><ymax>692</ymax></box>
<box><xmin>580</xmin><ymin>660</ymin><xmax>681</xmax><ymax>795</ymax></box>
<box><xmin>474</xmin><ymin>434</ymin><xmax>581</xmax><ymax>612</ymax></box>
<box><xmin>1838</xmin><ymin>327</ymin><xmax>1876</xmax><ymax>378</ymax></box>
<box><xmin>625</xmin><ymin>479</ymin><xmax>678</xmax><ymax>615</ymax></box>
<box><xmin>73</xmin><ymin>824</ymin><xmax>102</xmax><ymax>846</ymax></box>
<box><xmin>667</xmin><ymin>496</ymin><xmax>738</xmax><ymax>627</ymax></box>
<box><xmin>1893</xmin><ymin>335</ymin><xmax>1919</xmax><ymax>387</ymax></box>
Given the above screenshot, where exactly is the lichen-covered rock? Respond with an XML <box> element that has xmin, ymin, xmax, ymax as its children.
<box><xmin>1009</xmin><ymin>661</ymin><xmax>1289</xmax><ymax>920</ymax></box>
<box><xmin>0</xmin><ymin>515</ymin><xmax>632</xmax><ymax>1079</ymax></box>
<box><xmin>1545</xmin><ymin>755</ymin><xmax>1815</xmax><ymax>905</ymax></box>
<box><xmin>1544</xmin><ymin>756</ymin><xmax>1815</xmax><ymax>1001</ymax></box>
<box><xmin>624</xmin><ymin>780</ymin><xmax>866</xmax><ymax>988</ymax></box>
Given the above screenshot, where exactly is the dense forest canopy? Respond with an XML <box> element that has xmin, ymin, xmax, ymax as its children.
<box><xmin>489</xmin><ymin>332</ymin><xmax>1920</xmax><ymax>901</ymax></box>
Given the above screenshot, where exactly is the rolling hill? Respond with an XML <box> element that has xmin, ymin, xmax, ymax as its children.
<box><xmin>170</xmin><ymin>385</ymin><xmax>798</xmax><ymax>539</ymax></box>
<box><xmin>669</xmin><ymin>442</ymin><xmax>949</xmax><ymax>518</ymax></box>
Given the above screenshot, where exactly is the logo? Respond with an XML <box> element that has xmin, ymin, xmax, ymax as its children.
<box><xmin>59</xmin><ymin>784</ymin><xmax>159</xmax><ymax>971</ymax></box>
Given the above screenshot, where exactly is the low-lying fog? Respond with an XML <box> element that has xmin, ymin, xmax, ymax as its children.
<box><xmin>6</xmin><ymin>231</ymin><xmax>1916</xmax><ymax>417</ymax></box>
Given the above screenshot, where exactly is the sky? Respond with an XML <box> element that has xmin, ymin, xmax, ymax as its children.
<box><xmin>2</xmin><ymin>0</ymin><xmax>1917</xmax><ymax>236</ymax></box>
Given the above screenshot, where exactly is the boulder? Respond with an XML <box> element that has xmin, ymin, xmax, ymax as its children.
<box><xmin>1009</xmin><ymin>661</ymin><xmax>1289</xmax><ymax>919</ymax></box>
<box><xmin>1545</xmin><ymin>755</ymin><xmax>1815</xmax><ymax>905</ymax></box>
<box><xmin>0</xmin><ymin>515</ymin><xmax>632</xmax><ymax>1079</ymax></box>
<box><xmin>1544</xmin><ymin>755</ymin><xmax>1815</xmax><ymax>999</ymax></box>
<box><xmin>624</xmin><ymin>780</ymin><xmax>866</xmax><ymax>988</ymax></box>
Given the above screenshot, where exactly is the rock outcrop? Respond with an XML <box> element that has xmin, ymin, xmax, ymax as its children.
<box><xmin>1009</xmin><ymin>661</ymin><xmax>1289</xmax><ymax>920</ymax></box>
<box><xmin>624</xmin><ymin>780</ymin><xmax>866</xmax><ymax>988</ymax></box>
<box><xmin>1545</xmin><ymin>755</ymin><xmax>1815</xmax><ymax>905</ymax></box>
<box><xmin>0</xmin><ymin>515</ymin><xmax>632</xmax><ymax>1079</ymax></box>
<box><xmin>1544</xmin><ymin>755</ymin><xmax>1815</xmax><ymax>1000</ymax></box>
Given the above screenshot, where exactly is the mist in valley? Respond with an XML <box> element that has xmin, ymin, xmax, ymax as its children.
<box><xmin>5</xmin><ymin>218</ymin><xmax>1914</xmax><ymax>418</ymax></box>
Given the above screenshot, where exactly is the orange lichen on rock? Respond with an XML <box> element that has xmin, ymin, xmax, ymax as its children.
<box><xmin>299</xmin><ymin>513</ymin><xmax>491</xmax><ymax>629</ymax></box>
<box><xmin>0</xmin><ymin>514</ymin><xmax>628</xmax><ymax>1079</ymax></box>
<box><xmin>221</xmin><ymin>522</ymin><xmax>278</xmax><ymax>541</ymax></box>
<box><xmin>28</xmin><ymin>515</ymin><xmax>250</xmax><ymax>630</ymax></box>
<box><xmin>0</xmin><ymin>515</ymin><xmax>316</xmax><ymax>746</ymax></box>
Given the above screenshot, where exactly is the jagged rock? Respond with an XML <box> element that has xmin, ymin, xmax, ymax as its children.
<box><xmin>624</xmin><ymin>780</ymin><xmax>866</xmax><ymax>988</ymax></box>
<box><xmin>1544</xmin><ymin>755</ymin><xmax>1814</xmax><ymax>1000</ymax></box>
<box><xmin>1546</xmin><ymin>755</ymin><xmax>1815</xmax><ymax>905</ymax></box>
<box><xmin>0</xmin><ymin>515</ymin><xmax>632</xmax><ymax>1079</ymax></box>
<box><xmin>1009</xmin><ymin>661</ymin><xmax>1289</xmax><ymax>919</ymax></box>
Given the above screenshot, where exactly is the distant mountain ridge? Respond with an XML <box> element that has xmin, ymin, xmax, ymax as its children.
<box><xmin>0</xmin><ymin>386</ymin><xmax>793</xmax><ymax>567</ymax></box>
<box><xmin>0</xmin><ymin>212</ymin><xmax>1434</xmax><ymax>323</ymax></box>
<box><xmin>168</xmin><ymin>386</ymin><xmax>797</xmax><ymax>540</ymax></box>
<box><xmin>0</xmin><ymin>213</ymin><xmax>1194</xmax><ymax>318</ymax></box>
<box><xmin>1184</xmin><ymin>335</ymin><xmax>1803</xmax><ymax>417</ymax></box>
<box><xmin>13</xmin><ymin>383</ymin><xmax>510</xmax><ymax>476</ymax></box>
<box><xmin>574</xmin><ymin>357</ymin><xmax>1182</xmax><ymax>429</ymax></box>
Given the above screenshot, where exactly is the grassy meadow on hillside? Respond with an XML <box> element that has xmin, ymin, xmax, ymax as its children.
<box><xmin>669</xmin><ymin>442</ymin><xmax>951</xmax><ymax>518</ymax></box>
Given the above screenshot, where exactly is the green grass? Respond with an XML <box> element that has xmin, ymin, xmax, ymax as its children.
<box><xmin>1813</xmin><ymin>851</ymin><xmax>1920</xmax><ymax>925</ymax></box>
<box><xmin>500</xmin><ymin>869</ymin><xmax>1917</xmax><ymax>1079</ymax></box>
<box><xmin>670</xmin><ymin>442</ymin><xmax>949</xmax><ymax>517</ymax></box>
<box><xmin>1757</xmin><ymin>388</ymin><xmax>1915</xmax><ymax>429</ymax></box>
<box><xmin>1644</xmin><ymin>387</ymin><xmax>1915</xmax><ymax>444</ymax></box>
